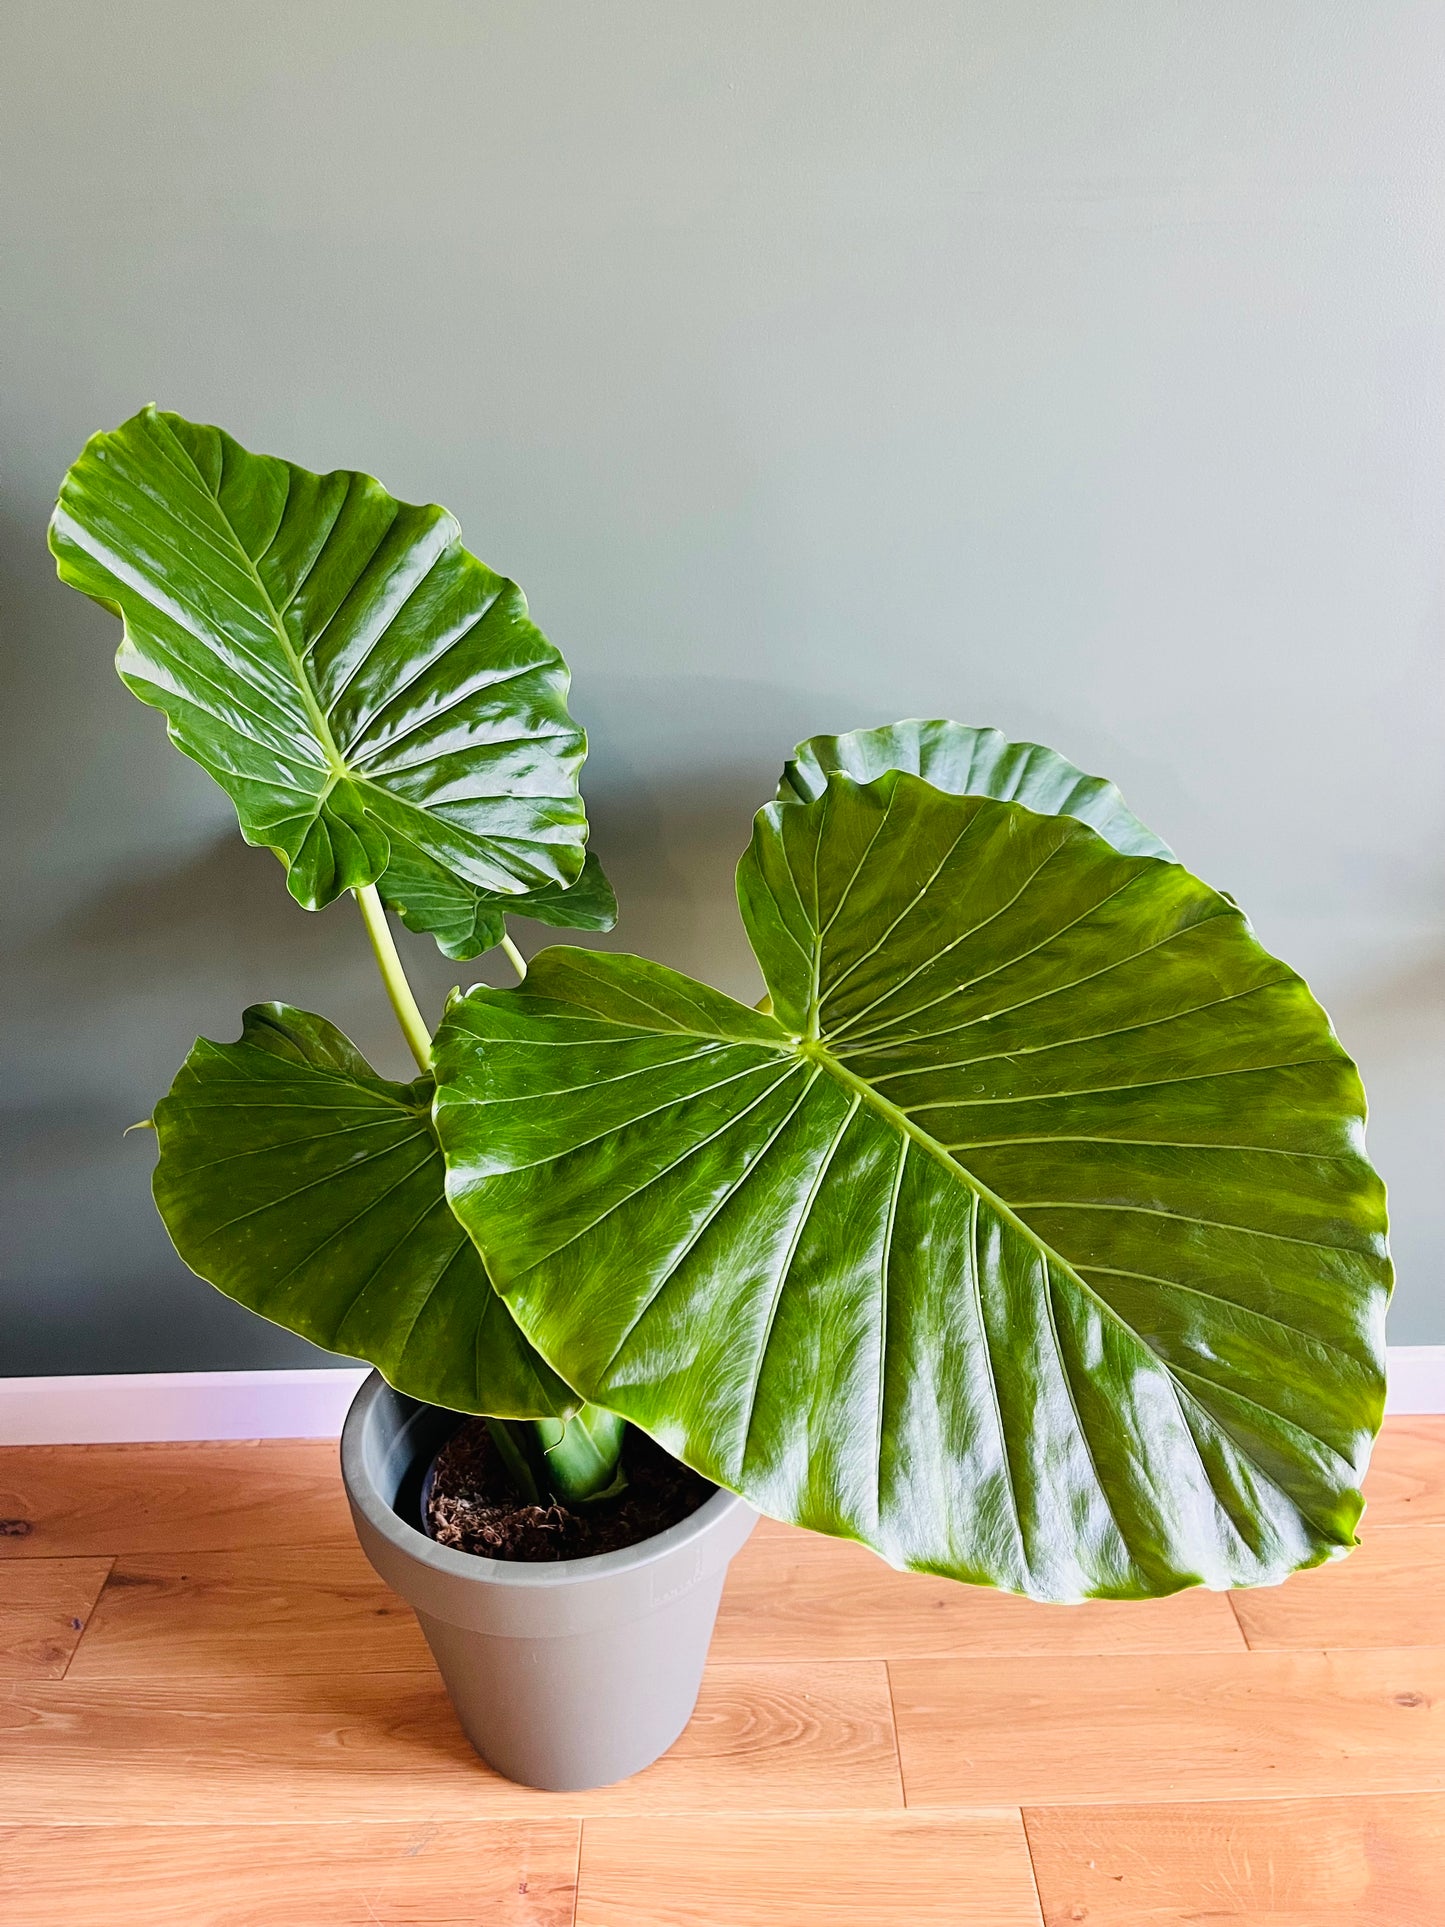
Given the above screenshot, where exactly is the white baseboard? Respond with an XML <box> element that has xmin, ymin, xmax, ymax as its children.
<box><xmin>0</xmin><ymin>1349</ymin><xmax>1441</xmax><ymax>1445</ymax></box>
<box><xmin>1382</xmin><ymin>1347</ymin><xmax>1445</xmax><ymax>1417</ymax></box>
<box><xmin>0</xmin><ymin>1367</ymin><xmax>368</xmax><ymax>1445</ymax></box>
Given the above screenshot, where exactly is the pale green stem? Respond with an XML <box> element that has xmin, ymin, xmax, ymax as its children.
<box><xmin>487</xmin><ymin>1410</ymin><xmax>628</xmax><ymax>1505</ymax></box>
<box><xmin>354</xmin><ymin>884</ymin><xmax>432</xmax><ymax>1072</ymax></box>
<box><xmin>499</xmin><ymin>931</ymin><xmax>528</xmax><ymax>982</ymax></box>
<box><xmin>485</xmin><ymin>1417</ymin><xmax>545</xmax><ymax>1506</ymax></box>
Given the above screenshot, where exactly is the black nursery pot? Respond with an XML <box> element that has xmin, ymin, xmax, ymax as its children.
<box><xmin>339</xmin><ymin>1372</ymin><xmax>757</xmax><ymax>1792</ymax></box>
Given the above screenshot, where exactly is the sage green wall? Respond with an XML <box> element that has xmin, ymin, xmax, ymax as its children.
<box><xmin>3</xmin><ymin>2</ymin><xmax>1442</xmax><ymax>1371</ymax></box>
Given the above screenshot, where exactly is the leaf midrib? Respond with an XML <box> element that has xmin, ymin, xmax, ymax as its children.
<box><xmin>803</xmin><ymin>1038</ymin><xmax>1346</xmax><ymax>1536</ymax></box>
<box><xmin>806</xmin><ymin>1041</ymin><xmax>1093</xmax><ymax>1300</ymax></box>
<box><xmin>165</xmin><ymin>418</ymin><xmax>348</xmax><ymax>783</ymax></box>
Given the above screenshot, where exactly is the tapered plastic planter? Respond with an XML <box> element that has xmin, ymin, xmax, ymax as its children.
<box><xmin>340</xmin><ymin>1371</ymin><xmax>757</xmax><ymax>1791</ymax></box>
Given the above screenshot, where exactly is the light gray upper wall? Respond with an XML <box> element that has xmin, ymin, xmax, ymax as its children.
<box><xmin>3</xmin><ymin>1</ymin><xmax>1442</xmax><ymax>1368</ymax></box>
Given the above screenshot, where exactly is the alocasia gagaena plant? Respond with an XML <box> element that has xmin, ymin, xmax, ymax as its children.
<box><xmin>57</xmin><ymin>413</ymin><xmax>1390</xmax><ymax>1596</ymax></box>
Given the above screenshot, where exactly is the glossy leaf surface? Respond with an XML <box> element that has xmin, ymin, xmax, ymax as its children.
<box><xmin>435</xmin><ymin>772</ymin><xmax>1389</xmax><ymax>1600</ymax></box>
<box><xmin>152</xmin><ymin>1004</ymin><xmax>573</xmax><ymax>1419</ymax></box>
<box><xmin>52</xmin><ymin>407</ymin><xmax>588</xmax><ymax>914</ymax></box>
<box><xmin>381</xmin><ymin>848</ymin><xmax>617</xmax><ymax>961</ymax></box>
<box><xmin>782</xmin><ymin>719</ymin><xmax>1174</xmax><ymax>859</ymax></box>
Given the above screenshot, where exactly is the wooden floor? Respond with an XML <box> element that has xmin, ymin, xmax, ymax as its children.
<box><xmin>1</xmin><ymin>1419</ymin><xmax>1443</xmax><ymax>1924</ymax></box>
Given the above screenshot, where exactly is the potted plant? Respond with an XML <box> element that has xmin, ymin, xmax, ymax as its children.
<box><xmin>54</xmin><ymin>410</ymin><xmax>1391</xmax><ymax>1792</ymax></box>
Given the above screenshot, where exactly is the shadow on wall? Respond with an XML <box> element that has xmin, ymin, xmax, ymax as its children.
<box><xmin>5</xmin><ymin>742</ymin><xmax>1444</xmax><ymax>1365</ymax></box>
<box><xmin>0</xmin><ymin>479</ymin><xmax>864</xmax><ymax>1372</ymax></box>
<box><xmin>5</xmin><ymin>474</ymin><xmax>1438</xmax><ymax>1362</ymax></box>
<box><xmin>0</xmin><ymin>766</ymin><xmax>776</xmax><ymax>1375</ymax></box>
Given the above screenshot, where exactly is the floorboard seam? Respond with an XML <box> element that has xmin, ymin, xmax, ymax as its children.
<box><xmin>568</xmin><ymin>1816</ymin><xmax>583</xmax><ymax>1927</ymax></box>
<box><xmin>1017</xmin><ymin>1807</ymin><xmax>1050</xmax><ymax>1927</ymax></box>
<box><xmin>882</xmin><ymin>1658</ymin><xmax>912</xmax><ymax>1808</ymax></box>
<box><xmin>56</xmin><ymin>1555</ymin><xmax>116</xmax><ymax>1680</ymax></box>
<box><xmin>1224</xmin><ymin>1590</ymin><xmax>1258</xmax><ymax>1651</ymax></box>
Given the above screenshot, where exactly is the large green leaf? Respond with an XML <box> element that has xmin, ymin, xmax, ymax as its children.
<box><xmin>152</xmin><ymin>1003</ymin><xmax>573</xmax><ymax>1419</ymax></box>
<box><xmin>52</xmin><ymin>406</ymin><xmax>588</xmax><ymax>915</ymax></box>
<box><xmin>434</xmin><ymin>771</ymin><xmax>1389</xmax><ymax>1601</ymax></box>
<box><xmin>382</xmin><ymin>849</ymin><xmax>617</xmax><ymax>962</ymax></box>
<box><xmin>782</xmin><ymin>719</ymin><xmax>1174</xmax><ymax>859</ymax></box>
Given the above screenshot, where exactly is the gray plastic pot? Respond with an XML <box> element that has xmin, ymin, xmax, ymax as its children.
<box><xmin>340</xmin><ymin>1371</ymin><xmax>757</xmax><ymax>1791</ymax></box>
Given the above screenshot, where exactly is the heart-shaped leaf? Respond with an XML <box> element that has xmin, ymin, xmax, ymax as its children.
<box><xmin>382</xmin><ymin>849</ymin><xmax>618</xmax><ymax>962</ymax></box>
<box><xmin>52</xmin><ymin>407</ymin><xmax>589</xmax><ymax>915</ymax></box>
<box><xmin>152</xmin><ymin>1003</ymin><xmax>573</xmax><ymax>1419</ymax></box>
<box><xmin>782</xmin><ymin>719</ymin><xmax>1174</xmax><ymax>859</ymax></box>
<box><xmin>435</xmin><ymin>771</ymin><xmax>1389</xmax><ymax>1601</ymax></box>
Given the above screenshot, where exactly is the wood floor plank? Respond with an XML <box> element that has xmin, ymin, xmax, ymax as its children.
<box><xmin>715</xmin><ymin>1517</ymin><xmax>1245</xmax><ymax>1660</ymax></box>
<box><xmin>66</xmin><ymin>1544</ymin><xmax>430</xmax><ymax>1679</ymax></box>
<box><xmin>576</xmin><ymin>1811</ymin><xmax>1042</xmax><ymax>1926</ymax></box>
<box><xmin>0</xmin><ymin>1440</ymin><xmax>353</xmax><ymax>1558</ymax></box>
<box><xmin>1363</xmin><ymin>1418</ymin><xmax>1445</xmax><ymax>1526</ymax></box>
<box><xmin>1024</xmin><ymin>1794</ymin><xmax>1445</xmax><ymax>1925</ymax></box>
<box><xmin>0</xmin><ymin>1558</ymin><xmax>113</xmax><ymax>1677</ymax></box>
<box><xmin>3</xmin><ymin>1426</ymin><xmax>1443</xmax><ymax>1920</ymax></box>
<box><xmin>0</xmin><ymin>1661</ymin><xmax>900</xmax><ymax>1821</ymax></box>
<box><xmin>890</xmin><ymin>1648</ymin><xmax>1445</xmax><ymax>1806</ymax></box>
<box><xmin>1231</xmin><ymin>1527</ymin><xmax>1445</xmax><ymax>1651</ymax></box>
<box><xmin>0</xmin><ymin>1820</ymin><xmax>579</xmax><ymax>1926</ymax></box>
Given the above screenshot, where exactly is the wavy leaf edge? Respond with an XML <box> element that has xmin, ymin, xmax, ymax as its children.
<box><xmin>51</xmin><ymin>405</ymin><xmax>591</xmax><ymax>925</ymax></box>
<box><xmin>434</xmin><ymin>772</ymin><xmax>1390</xmax><ymax>1603</ymax></box>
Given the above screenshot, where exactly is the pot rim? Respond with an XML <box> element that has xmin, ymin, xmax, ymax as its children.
<box><xmin>341</xmin><ymin>1368</ymin><xmax>754</xmax><ymax>1590</ymax></box>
